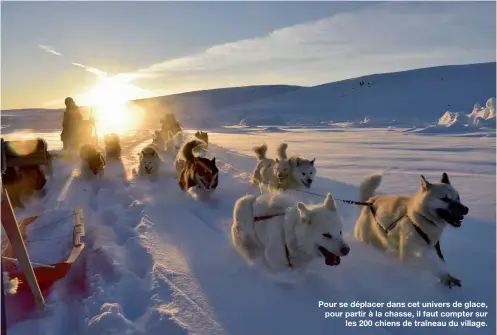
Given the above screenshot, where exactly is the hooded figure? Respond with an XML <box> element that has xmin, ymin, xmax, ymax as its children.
<box><xmin>61</xmin><ymin>97</ymin><xmax>83</xmax><ymax>149</ymax></box>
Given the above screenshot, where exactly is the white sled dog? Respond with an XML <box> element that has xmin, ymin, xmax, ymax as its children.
<box><xmin>137</xmin><ymin>145</ymin><xmax>161</xmax><ymax>179</ymax></box>
<box><xmin>353</xmin><ymin>173</ymin><xmax>468</xmax><ymax>288</ymax></box>
<box><xmin>277</xmin><ymin>143</ymin><xmax>316</xmax><ymax>189</ymax></box>
<box><xmin>251</xmin><ymin>144</ymin><xmax>292</xmax><ymax>190</ymax></box>
<box><xmin>231</xmin><ymin>192</ymin><xmax>350</xmax><ymax>277</ymax></box>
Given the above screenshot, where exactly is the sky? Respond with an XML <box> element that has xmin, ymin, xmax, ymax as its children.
<box><xmin>1</xmin><ymin>1</ymin><xmax>495</xmax><ymax>110</ymax></box>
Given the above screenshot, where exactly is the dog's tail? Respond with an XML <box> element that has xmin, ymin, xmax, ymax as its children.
<box><xmin>181</xmin><ymin>139</ymin><xmax>205</xmax><ymax>162</ymax></box>
<box><xmin>359</xmin><ymin>173</ymin><xmax>382</xmax><ymax>202</ymax></box>
<box><xmin>276</xmin><ymin>143</ymin><xmax>288</xmax><ymax>160</ymax></box>
<box><xmin>253</xmin><ymin>144</ymin><xmax>268</xmax><ymax>161</ymax></box>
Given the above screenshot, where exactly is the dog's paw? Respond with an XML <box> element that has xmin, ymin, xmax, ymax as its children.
<box><xmin>440</xmin><ymin>274</ymin><xmax>461</xmax><ymax>288</ymax></box>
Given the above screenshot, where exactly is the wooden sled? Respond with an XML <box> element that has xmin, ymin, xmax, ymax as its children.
<box><xmin>1</xmin><ymin>208</ymin><xmax>88</xmax><ymax>327</ymax></box>
<box><xmin>2</xmin><ymin>208</ymin><xmax>86</xmax><ymax>290</ymax></box>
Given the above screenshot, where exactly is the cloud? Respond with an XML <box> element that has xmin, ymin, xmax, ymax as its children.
<box><xmin>38</xmin><ymin>44</ymin><xmax>63</xmax><ymax>56</ymax></box>
<box><xmin>37</xmin><ymin>43</ymin><xmax>109</xmax><ymax>79</ymax></box>
<box><xmin>132</xmin><ymin>2</ymin><xmax>495</xmax><ymax>89</ymax></box>
<box><xmin>71</xmin><ymin>62</ymin><xmax>107</xmax><ymax>78</ymax></box>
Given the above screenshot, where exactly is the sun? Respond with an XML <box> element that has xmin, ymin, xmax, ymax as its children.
<box><xmin>77</xmin><ymin>76</ymin><xmax>153</xmax><ymax>137</ymax></box>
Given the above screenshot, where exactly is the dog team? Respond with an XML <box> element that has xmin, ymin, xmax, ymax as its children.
<box><xmin>79</xmin><ymin>115</ymin><xmax>218</xmax><ymax>198</ymax></box>
<box><xmin>78</xmin><ymin>118</ymin><xmax>469</xmax><ymax>288</ymax></box>
<box><xmin>233</xmin><ymin>143</ymin><xmax>468</xmax><ymax>288</ymax></box>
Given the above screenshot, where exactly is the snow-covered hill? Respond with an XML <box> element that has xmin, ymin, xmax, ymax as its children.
<box><xmin>131</xmin><ymin>84</ymin><xmax>303</xmax><ymax>128</ymax></box>
<box><xmin>3</xmin><ymin>63</ymin><xmax>495</xmax><ymax>131</ymax></box>
<box><xmin>215</xmin><ymin>62</ymin><xmax>496</xmax><ymax>126</ymax></box>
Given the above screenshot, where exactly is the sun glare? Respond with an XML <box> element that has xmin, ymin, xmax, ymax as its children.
<box><xmin>77</xmin><ymin>76</ymin><xmax>153</xmax><ymax>137</ymax></box>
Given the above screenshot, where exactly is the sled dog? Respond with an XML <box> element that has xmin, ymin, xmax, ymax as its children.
<box><xmin>277</xmin><ymin>143</ymin><xmax>316</xmax><ymax>189</ymax></box>
<box><xmin>79</xmin><ymin>144</ymin><xmax>106</xmax><ymax>178</ymax></box>
<box><xmin>165</xmin><ymin>130</ymin><xmax>183</xmax><ymax>158</ymax></box>
<box><xmin>251</xmin><ymin>144</ymin><xmax>292</xmax><ymax>190</ymax></box>
<box><xmin>160</xmin><ymin>114</ymin><xmax>182</xmax><ymax>141</ymax></box>
<box><xmin>231</xmin><ymin>192</ymin><xmax>350</xmax><ymax>276</ymax></box>
<box><xmin>193</xmin><ymin>131</ymin><xmax>209</xmax><ymax>156</ymax></box>
<box><xmin>353</xmin><ymin>173</ymin><xmax>468</xmax><ymax>288</ymax></box>
<box><xmin>152</xmin><ymin>130</ymin><xmax>165</xmax><ymax>152</ymax></box>
<box><xmin>104</xmin><ymin>133</ymin><xmax>122</xmax><ymax>160</ymax></box>
<box><xmin>174</xmin><ymin>139</ymin><xmax>207</xmax><ymax>175</ymax></box>
<box><xmin>177</xmin><ymin>139</ymin><xmax>218</xmax><ymax>195</ymax></box>
<box><xmin>137</xmin><ymin>145</ymin><xmax>161</xmax><ymax>179</ymax></box>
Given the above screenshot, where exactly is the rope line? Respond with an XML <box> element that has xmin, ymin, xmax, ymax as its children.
<box><xmin>25</xmin><ymin>233</ymin><xmax>73</xmax><ymax>243</ymax></box>
<box><xmin>26</xmin><ymin>213</ymin><xmax>76</xmax><ymax>232</ymax></box>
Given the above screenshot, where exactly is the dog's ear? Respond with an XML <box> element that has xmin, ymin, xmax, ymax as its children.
<box><xmin>275</xmin><ymin>158</ymin><xmax>279</xmax><ymax>163</ymax></box>
<box><xmin>211</xmin><ymin>157</ymin><xmax>216</xmax><ymax>164</ymax></box>
<box><xmin>297</xmin><ymin>202</ymin><xmax>312</xmax><ymax>223</ymax></box>
<box><xmin>324</xmin><ymin>193</ymin><xmax>337</xmax><ymax>212</ymax></box>
<box><xmin>310</xmin><ymin>158</ymin><xmax>315</xmax><ymax>165</ymax></box>
<box><xmin>420</xmin><ymin>175</ymin><xmax>431</xmax><ymax>191</ymax></box>
<box><xmin>440</xmin><ymin>172</ymin><xmax>450</xmax><ymax>185</ymax></box>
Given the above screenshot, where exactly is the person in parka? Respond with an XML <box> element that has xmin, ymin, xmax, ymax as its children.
<box><xmin>61</xmin><ymin>97</ymin><xmax>83</xmax><ymax>149</ymax></box>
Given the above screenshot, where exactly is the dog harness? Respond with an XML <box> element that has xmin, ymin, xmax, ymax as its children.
<box><xmin>253</xmin><ymin>213</ymin><xmax>292</xmax><ymax>268</ymax></box>
<box><xmin>368</xmin><ymin>205</ymin><xmax>445</xmax><ymax>262</ymax></box>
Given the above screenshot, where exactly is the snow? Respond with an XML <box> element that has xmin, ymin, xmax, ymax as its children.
<box><xmin>403</xmin><ymin>97</ymin><xmax>496</xmax><ymax>135</ymax></box>
<box><xmin>2</xmin><ymin>124</ymin><xmax>494</xmax><ymax>335</ymax></box>
<box><xmin>2</xmin><ymin>63</ymin><xmax>496</xmax><ymax>334</ymax></box>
